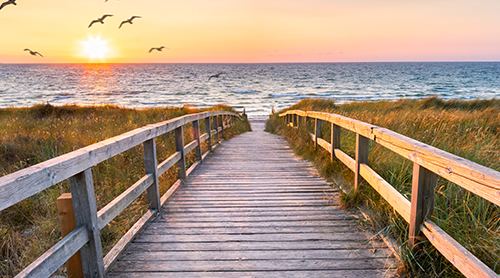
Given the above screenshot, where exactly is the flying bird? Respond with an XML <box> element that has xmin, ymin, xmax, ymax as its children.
<box><xmin>24</xmin><ymin>49</ymin><xmax>43</xmax><ymax>57</ymax></box>
<box><xmin>208</xmin><ymin>72</ymin><xmax>225</xmax><ymax>81</ymax></box>
<box><xmin>0</xmin><ymin>0</ymin><xmax>16</xmax><ymax>10</ymax></box>
<box><xmin>88</xmin><ymin>14</ymin><xmax>113</xmax><ymax>28</ymax></box>
<box><xmin>119</xmin><ymin>16</ymin><xmax>141</xmax><ymax>29</ymax></box>
<box><xmin>148</xmin><ymin>46</ymin><xmax>169</xmax><ymax>53</ymax></box>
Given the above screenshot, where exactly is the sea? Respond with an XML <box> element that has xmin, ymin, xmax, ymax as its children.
<box><xmin>1</xmin><ymin>62</ymin><xmax>499</xmax><ymax>119</ymax></box>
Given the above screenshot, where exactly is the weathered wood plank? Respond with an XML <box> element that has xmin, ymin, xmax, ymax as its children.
<box><xmin>15</xmin><ymin>226</ymin><xmax>88</xmax><ymax>278</ymax></box>
<box><xmin>97</xmin><ymin>174</ymin><xmax>154</xmax><ymax>230</ymax></box>
<box><xmin>143</xmin><ymin>139</ymin><xmax>161</xmax><ymax>212</ymax></box>
<box><xmin>126</xmin><ymin>240</ymin><xmax>389</xmax><ymax>252</ymax></box>
<box><xmin>119</xmin><ymin>249</ymin><xmax>393</xmax><ymax>261</ymax></box>
<box><xmin>103</xmin><ymin>209</ymin><xmax>156</xmax><ymax>272</ymax></box>
<box><xmin>108</xmin><ymin>269</ymin><xmax>393</xmax><ymax>278</ymax></box>
<box><xmin>141</xmin><ymin>225</ymin><xmax>359</xmax><ymax>235</ymax></box>
<box><xmin>111</xmin><ymin>258</ymin><xmax>395</xmax><ymax>272</ymax></box>
<box><xmin>421</xmin><ymin>220</ymin><xmax>498</xmax><ymax>278</ymax></box>
<box><xmin>359</xmin><ymin>164</ymin><xmax>411</xmax><ymax>222</ymax></box>
<box><xmin>69</xmin><ymin>169</ymin><xmax>105</xmax><ymax>277</ymax></box>
<box><xmin>157</xmin><ymin>151</ymin><xmax>181</xmax><ymax>177</ymax></box>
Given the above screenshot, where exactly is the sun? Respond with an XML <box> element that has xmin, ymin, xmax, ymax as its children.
<box><xmin>81</xmin><ymin>35</ymin><xmax>110</xmax><ymax>62</ymax></box>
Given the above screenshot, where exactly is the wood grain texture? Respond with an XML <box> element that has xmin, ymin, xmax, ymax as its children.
<box><xmin>108</xmin><ymin>122</ymin><xmax>396</xmax><ymax>277</ymax></box>
<box><xmin>0</xmin><ymin>111</ymin><xmax>239</xmax><ymax>211</ymax></box>
<box><xmin>421</xmin><ymin>220</ymin><xmax>498</xmax><ymax>278</ymax></box>
<box><xmin>15</xmin><ymin>226</ymin><xmax>88</xmax><ymax>278</ymax></box>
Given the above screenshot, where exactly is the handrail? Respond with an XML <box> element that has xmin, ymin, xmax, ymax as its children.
<box><xmin>1</xmin><ymin>110</ymin><xmax>241</xmax><ymax>278</ymax></box>
<box><xmin>279</xmin><ymin>109</ymin><xmax>499</xmax><ymax>278</ymax></box>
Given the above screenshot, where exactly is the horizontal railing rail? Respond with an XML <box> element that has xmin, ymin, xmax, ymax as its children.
<box><xmin>0</xmin><ymin>110</ymin><xmax>241</xmax><ymax>278</ymax></box>
<box><xmin>279</xmin><ymin>110</ymin><xmax>499</xmax><ymax>278</ymax></box>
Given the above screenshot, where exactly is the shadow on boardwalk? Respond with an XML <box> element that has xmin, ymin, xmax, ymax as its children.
<box><xmin>108</xmin><ymin>122</ymin><xmax>397</xmax><ymax>277</ymax></box>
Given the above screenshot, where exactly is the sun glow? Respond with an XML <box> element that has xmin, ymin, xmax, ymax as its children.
<box><xmin>80</xmin><ymin>35</ymin><xmax>110</xmax><ymax>62</ymax></box>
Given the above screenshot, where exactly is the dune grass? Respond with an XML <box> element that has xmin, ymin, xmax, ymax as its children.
<box><xmin>0</xmin><ymin>103</ymin><xmax>250</xmax><ymax>277</ymax></box>
<box><xmin>266</xmin><ymin>97</ymin><xmax>500</xmax><ymax>277</ymax></box>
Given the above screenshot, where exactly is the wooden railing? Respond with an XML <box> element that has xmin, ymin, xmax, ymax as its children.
<box><xmin>280</xmin><ymin>110</ymin><xmax>500</xmax><ymax>278</ymax></box>
<box><xmin>0</xmin><ymin>110</ymin><xmax>241</xmax><ymax>278</ymax></box>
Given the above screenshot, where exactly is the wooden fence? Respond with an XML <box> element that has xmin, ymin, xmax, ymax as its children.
<box><xmin>280</xmin><ymin>110</ymin><xmax>500</xmax><ymax>278</ymax></box>
<box><xmin>0</xmin><ymin>110</ymin><xmax>240</xmax><ymax>278</ymax></box>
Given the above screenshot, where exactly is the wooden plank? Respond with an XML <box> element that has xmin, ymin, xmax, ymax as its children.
<box><xmin>143</xmin><ymin>220</ymin><xmax>358</xmax><ymax>229</ymax></box>
<box><xmin>155</xmin><ymin>214</ymin><xmax>352</xmax><ymax>223</ymax></box>
<box><xmin>315</xmin><ymin>118</ymin><xmax>322</xmax><ymax>148</ymax></box>
<box><xmin>204</xmin><ymin>117</ymin><xmax>212</xmax><ymax>151</ymax></box>
<box><xmin>372</xmin><ymin>127</ymin><xmax>500</xmax><ymax>207</ymax></box>
<box><xmin>192</xmin><ymin>120</ymin><xmax>202</xmax><ymax>161</ymax></box>
<box><xmin>68</xmin><ymin>169</ymin><xmax>105</xmax><ymax>277</ymax></box>
<box><xmin>183</xmin><ymin>139</ymin><xmax>198</xmax><ymax>155</ymax></box>
<box><xmin>97</xmin><ymin>174</ymin><xmax>154</xmax><ymax>230</ymax></box>
<box><xmin>119</xmin><ymin>249</ymin><xmax>393</xmax><ymax>261</ymax></box>
<box><xmin>175</xmin><ymin>126</ymin><xmax>186</xmax><ymax>180</ymax></box>
<box><xmin>359</xmin><ymin>164</ymin><xmax>411</xmax><ymax>222</ymax></box>
<box><xmin>56</xmin><ymin>194</ymin><xmax>83</xmax><ymax>278</ymax></box>
<box><xmin>142</xmin><ymin>225</ymin><xmax>360</xmax><ymax>236</ymax></box>
<box><xmin>15</xmin><ymin>226</ymin><xmax>88</xmax><ymax>278</ymax></box>
<box><xmin>103</xmin><ymin>209</ymin><xmax>156</xmax><ymax>272</ymax></box>
<box><xmin>421</xmin><ymin>220</ymin><xmax>498</xmax><ymax>278</ymax></box>
<box><xmin>108</xmin><ymin>269</ymin><xmax>392</xmax><ymax>278</ymax></box>
<box><xmin>331</xmin><ymin>122</ymin><xmax>341</xmax><ymax>162</ymax></box>
<box><xmin>0</xmin><ymin>111</ymin><xmax>238</xmax><ymax>211</ymax></box>
<box><xmin>134</xmin><ymin>232</ymin><xmax>372</xmax><ymax>243</ymax></box>
<box><xmin>126</xmin><ymin>240</ymin><xmax>389</xmax><ymax>252</ymax></box>
<box><xmin>157</xmin><ymin>151</ymin><xmax>181</xmax><ymax>177</ymax></box>
<box><xmin>143</xmin><ymin>138</ymin><xmax>161</xmax><ymax>211</ymax></box>
<box><xmin>355</xmin><ymin>134</ymin><xmax>369</xmax><ymax>190</ymax></box>
<box><xmin>409</xmin><ymin>163</ymin><xmax>437</xmax><ymax>248</ymax></box>
<box><xmin>110</xmin><ymin>258</ymin><xmax>394</xmax><ymax>272</ymax></box>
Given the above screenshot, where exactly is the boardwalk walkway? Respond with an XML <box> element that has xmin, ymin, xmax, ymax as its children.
<box><xmin>108</xmin><ymin>122</ymin><xmax>396</xmax><ymax>277</ymax></box>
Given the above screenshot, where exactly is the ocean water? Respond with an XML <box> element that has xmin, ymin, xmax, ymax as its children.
<box><xmin>0</xmin><ymin>62</ymin><xmax>499</xmax><ymax>118</ymax></box>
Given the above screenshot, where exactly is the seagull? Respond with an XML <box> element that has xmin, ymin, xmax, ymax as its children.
<box><xmin>119</xmin><ymin>16</ymin><xmax>141</xmax><ymax>29</ymax></box>
<box><xmin>0</xmin><ymin>0</ymin><xmax>16</xmax><ymax>10</ymax></box>
<box><xmin>148</xmin><ymin>46</ymin><xmax>169</xmax><ymax>53</ymax></box>
<box><xmin>24</xmin><ymin>49</ymin><xmax>43</xmax><ymax>57</ymax></box>
<box><xmin>88</xmin><ymin>14</ymin><xmax>113</xmax><ymax>28</ymax></box>
<box><xmin>208</xmin><ymin>72</ymin><xmax>224</xmax><ymax>81</ymax></box>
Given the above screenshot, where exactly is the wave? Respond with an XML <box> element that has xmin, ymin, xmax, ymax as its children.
<box><xmin>233</xmin><ymin>90</ymin><xmax>257</xmax><ymax>94</ymax></box>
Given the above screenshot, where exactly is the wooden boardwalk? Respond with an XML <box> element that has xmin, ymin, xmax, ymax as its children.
<box><xmin>108</xmin><ymin>122</ymin><xmax>397</xmax><ymax>277</ymax></box>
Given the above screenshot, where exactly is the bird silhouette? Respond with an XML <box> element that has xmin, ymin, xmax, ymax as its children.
<box><xmin>24</xmin><ymin>49</ymin><xmax>43</xmax><ymax>57</ymax></box>
<box><xmin>208</xmin><ymin>72</ymin><xmax>225</xmax><ymax>81</ymax></box>
<box><xmin>148</xmin><ymin>46</ymin><xmax>169</xmax><ymax>53</ymax></box>
<box><xmin>0</xmin><ymin>0</ymin><xmax>16</xmax><ymax>10</ymax></box>
<box><xmin>88</xmin><ymin>14</ymin><xmax>113</xmax><ymax>28</ymax></box>
<box><xmin>119</xmin><ymin>16</ymin><xmax>141</xmax><ymax>29</ymax></box>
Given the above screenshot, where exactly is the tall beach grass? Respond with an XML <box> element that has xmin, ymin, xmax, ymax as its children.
<box><xmin>266</xmin><ymin>97</ymin><xmax>499</xmax><ymax>277</ymax></box>
<box><xmin>0</xmin><ymin>103</ymin><xmax>250</xmax><ymax>277</ymax></box>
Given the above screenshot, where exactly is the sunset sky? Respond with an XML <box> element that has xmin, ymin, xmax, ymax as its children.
<box><xmin>1</xmin><ymin>0</ymin><xmax>499</xmax><ymax>63</ymax></box>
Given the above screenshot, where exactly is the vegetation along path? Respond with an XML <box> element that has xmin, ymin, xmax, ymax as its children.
<box><xmin>107</xmin><ymin>121</ymin><xmax>397</xmax><ymax>277</ymax></box>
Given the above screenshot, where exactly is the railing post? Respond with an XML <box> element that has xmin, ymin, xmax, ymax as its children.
<box><xmin>355</xmin><ymin>134</ymin><xmax>369</xmax><ymax>190</ymax></box>
<box><xmin>331</xmin><ymin>123</ymin><xmax>340</xmax><ymax>162</ymax></box>
<box><xmin>213</xmin><ymin>115</ymin><xmax>220</xmax><ymax>143</ymax></box>
<box><xmin>205</xmin><ymin>117</ymin><xmax>212</xmax><ymax>152</ymax></box>
<box><xmin>69</xmin><ymin>168</ymin><xmax>105</xmax><ymax>278</ymax></box>
<box><xmin>409</xmin><ymin>163</ymin><xmax>437</xmax><ymax>249</ymax></box>
<box><xmin>219</xmin><ymin>114</ymin><xmax>224</xmax><ymax>139</ymax></box>
<box><xmin>57</xmin><ymin>193</ymin><xmax>83</xmax><ymax>278</ymax></box>
<box><xmin>192</xmin><ymin>120</ymin><xmax>202</xmax><ymax>161</ymax></box>
<box><xmin>297</xmin><ymin>115</ymin><xmax>301</xmax><ymax>127</ymax></box>
<box><xmin>293</xmin><ymin>114</ymin><xmax>297</xmax><ymax>127</ymax></box>
<box><xmin>175</xmin><ymin>126</ymin><xmax>187</xmax><ymax>179</ymax></box>
<box><xmin>143</xmin><ymin>138</ymin><xmax>161</xmax><ymax>211</ymax></box>
<box><xmin>314</xmin><ymin>118</ymin><xmax>322</xmax><ymax>148</ymax></box>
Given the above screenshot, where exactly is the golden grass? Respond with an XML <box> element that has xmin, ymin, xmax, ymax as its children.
<box><xmin>266</xmin><ymin>97</ymin><xmax>500</xmax><ymax>277</ymax></box>
<box><xmin>0</xmin><ymin>103</ymin><xmax>250</xmax><ymax>277</ymax></box>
